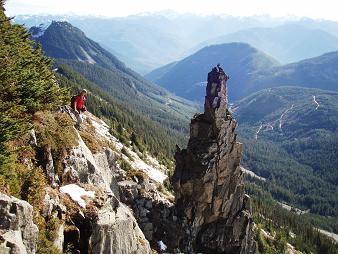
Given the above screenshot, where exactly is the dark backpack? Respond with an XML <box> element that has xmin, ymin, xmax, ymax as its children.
<box><xmin>70</xmin><ymin>95</ymin><xmax>78</xmax><ymax>110</ymax></box>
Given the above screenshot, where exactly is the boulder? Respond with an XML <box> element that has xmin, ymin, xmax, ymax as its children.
<box><xmin>0</xmin><ymin>193</ymin><xmax>39</xmax><ymax>254</ymax></box>
<box><xmin>90</xmin><ymin>201</ymin><xmax>151</xmax><ymax>254</ymax></box>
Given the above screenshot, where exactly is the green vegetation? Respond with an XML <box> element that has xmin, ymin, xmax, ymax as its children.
<box><xmin>0</xmin><ymin>5</ymin><xmax>71</xmax><ymax>253</ymax></box>
<box><xmin>33</xmin><ymin>111</ymin><xmax>78</xmax><ymax>178</ymax></box>
<box><xmin>118</xmin><ymin>157</ymin><xmax>132</xmax><ymax>171</ymax></box>
<box><xmin>251</xmin><ymin>193</ymin><xmax>337</xmax><ymax>254</ymax></box>
<box><xmin>234</xmin><ymin>87</ymin><xmax>338</xmax><ymax>224</ymax></box>
<box><xmin>36</xmin><ymin>216</ymin><xmax>63</xmax><ymax>254</ymax></box>
<box><xmin>0</xmin><ymin>1</ymin><xmax>68</xmax><ymax>195</ymax></box>
<box><xmin>146</xmin><ymin>42</ymin><xmax>279</xmax><ymax>101</ymax></box>
<box><xmin>56</xmin><ymin>64</ymin><xmax>189</xmax><ymax>161</ymax></box>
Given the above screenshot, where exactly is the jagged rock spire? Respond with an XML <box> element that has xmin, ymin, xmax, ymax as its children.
<box><xmin>205</xmin><ymin>64</ymin><xmax>229</xmax><ymax>113</ymax></box>
<box><xmin>173</xmin><ymin>66</ymin><xmax>255</xmax><ymax>253</ymax></box>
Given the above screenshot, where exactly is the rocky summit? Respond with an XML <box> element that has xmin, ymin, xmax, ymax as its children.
<box><xmin>173</xmin><ymin>66</ymin><xmax>256</xmax><ymax>253</ymax></box>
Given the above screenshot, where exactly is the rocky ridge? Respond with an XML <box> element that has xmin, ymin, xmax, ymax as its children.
<box><xmin>0</xmin><ymin>107</ymin><xmax>171</xmax><ymax>253</ymax></box>
<box><xmin>1</xmin><ymin>67</ymin><xmax>256</xmax><ymax>254</ymax></box>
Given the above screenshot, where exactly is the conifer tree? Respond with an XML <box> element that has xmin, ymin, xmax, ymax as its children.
<box><xmin>0</xmin><ymin>0</ymin><xmax>68</xmax><ymax>170</ymax></box>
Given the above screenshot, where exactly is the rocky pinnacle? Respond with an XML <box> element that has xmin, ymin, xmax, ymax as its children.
<box><xmin>173</xmin><ymin>66</ymin><xmax>256</xmax><ymax>253</ymax></box>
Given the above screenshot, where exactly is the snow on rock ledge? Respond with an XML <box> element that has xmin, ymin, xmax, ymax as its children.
<box><xmin>60</xmin><ymin>184</ymin><xmax>95</xmax><ymax>208</ymax></box>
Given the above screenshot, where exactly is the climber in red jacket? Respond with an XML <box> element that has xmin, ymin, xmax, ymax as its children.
<box><xmin>71</xmin><ymin>89</ymin><xmax>87</xmax><ymax>129</ymax></box>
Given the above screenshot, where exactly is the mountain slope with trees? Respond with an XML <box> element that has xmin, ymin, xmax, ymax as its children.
<box><xmin>14</xmin><ymin>13</ymin><xmax>289</xmax><ymax>73</ymax></box>
<box><xmin>148</xmin><ymin>43</ymin><xmax>338</xmax><ymax>102</ymax></box>
<box><xmin>245</xmin><ymin>51</ymin><xmax>338</xmax><ymax>95</ymax></box>
<box><xmin>232</xmin><ymin>87</ymin><xmax>338</xmax><ymax>222</ymax></box>
<box><xmin>30</xmin><ymin>21</ymin><xmax>199</xmax><ymax>159</ymax></box>
<box><xmin>146</xmin><ymin>42</ymin><xmax>279</xmax><ymax>102</ymax></box>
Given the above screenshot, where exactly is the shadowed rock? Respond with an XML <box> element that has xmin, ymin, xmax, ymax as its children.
<box><xmin>173</xmin><ymin>66</ymin><xmax>255</xmax><ymax>253</ymax></box>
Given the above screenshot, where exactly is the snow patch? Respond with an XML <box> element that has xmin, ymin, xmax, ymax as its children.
<box><xmin>86</xmin><ymin>112</ymin><xmax>168</xmax><ymax>183</ymax></box>
<box><xmin>79</xmin><ymin>46</ymin><xmax>96</xmax><ymax>64</ymax></box>
<box><xmin>157</xmin><ymin>240</ymin><xmax>167</xmax><ymax>251</ymax></box>
<box><xmin>241</xmin><ymin>166</ymin><xmax>266</xmax><ymax>181</ymax></box>
<box><xmin>60</xmin><ymin>184</ymin><xmax>95</xmax><ymax>208</ymax></box>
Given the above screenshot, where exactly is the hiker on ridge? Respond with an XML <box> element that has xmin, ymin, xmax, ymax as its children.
<box><xmin>71</xmin><ymin>89</ymin><xmax>87</xmax><ymax>129</ymax></box>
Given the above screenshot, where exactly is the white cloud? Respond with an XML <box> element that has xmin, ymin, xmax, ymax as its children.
<box><xmin>4</xmin><ymin>0</ymin><xmax>338</xmax><ymax>21</ymax></box>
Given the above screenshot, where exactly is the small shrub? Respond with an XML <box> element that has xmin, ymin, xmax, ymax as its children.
<box><xmin>118</xmin><ymin>157</ymin><xmax>132</xmax><ymax>171</ymax></box>
<box><xmin>34</xmin><ymin>111</ymin><xmax>78</xmax><ymax>179</ymax></box>
<box><xmin>21</xmin><ymin>167</ymin><xmax>47</xmax><ymax>210</ymax></box>
<box><xmin>36</xmin><ymin>214</ymin><xmax>63</xmax><ymax>254</ymax></box>
<box><xmin>46</xmin><ymin>217</ymin><xmax>61</xmax><ymax>242</ymax></box>
<box><xmin>127</xmin><ymin>169</ymin><xmax>147</xmax><ymax>182</ymax></box>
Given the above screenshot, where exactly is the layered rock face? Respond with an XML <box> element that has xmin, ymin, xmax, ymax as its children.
<box><xmin>173</xmin><ymin>66</ymin><xmax>256</xmax><ymax>253</ymax></box>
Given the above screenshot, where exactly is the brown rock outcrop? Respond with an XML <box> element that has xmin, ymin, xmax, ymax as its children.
<box><xmin>173</xmin><ymin>66</ymin><xmax>255</xmax><ymax>253</ymax></box>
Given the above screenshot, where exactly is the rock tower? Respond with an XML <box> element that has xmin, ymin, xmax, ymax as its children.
<box><xmin>173</xmin><ymin>66</ymin><xmax>255</xmax><ymax>253</ymax></box>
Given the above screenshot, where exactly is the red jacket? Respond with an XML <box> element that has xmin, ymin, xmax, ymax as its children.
<box><xmin>74</xmin><ymin>95</ymin><xmax>85</xmax><ymax>112</ymax></box>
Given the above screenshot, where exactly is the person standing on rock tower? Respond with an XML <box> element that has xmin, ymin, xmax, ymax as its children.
<box><xmin>71</xmin><ymin>89</ymin><xmax>87</xmax><ymax>130</ymax></box>
<box><xmin>206</xmin><ymin>65</ymin><xmax>229</xmax><ymax>109</ymax></box>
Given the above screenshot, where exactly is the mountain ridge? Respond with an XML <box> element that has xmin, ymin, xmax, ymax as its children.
<box><xmin>31</xmin><ymin>20</ymin><xmax>199</xmax><ymax>132</ymax></box>
<box><xmin>146</xmin><ymin>42</ymin><xmax>279</xmax><ymax>102</ymax></box>
<box><xmin>148</xmin><ymin>43</ymin><xmax>338</xmax><ymax>102</ymax></box>
<box><xmin>189</xmin><ymin>24</ymin><xmax>338</xmax><ymax>64</ymax></box>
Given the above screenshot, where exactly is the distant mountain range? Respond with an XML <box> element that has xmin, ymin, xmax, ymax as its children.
<box><xmin>246</xmin><ymin>51</ymin><xmax>338</xmax><ymax>94</ymax></box>
<box><xmin>14</xmin><ymin>14</ymin><xmax>338</xmax><ymax>73</ymax></box>
<box><xmin>30</xmin><ymin>21</ymin><xmax>199</xmax><ymax>156</ymax></box>
<box><xmin>189</xmin><ymin>24</ymin><xmax>338</xmax><ymax>64</ymax></box>
<box><xmin>233</xmin><ymin>86</ymin><xmax>338</xmax><ymax>218</ymax></box>
<box><xmin>148</xmin><ymin>43</ymin><xmax>338</xmax><ymax>102</ymax></box>
<box><xmin>146</xmin><ymin>42</ymin><xmax>279</xmax><ymax>101</ymax></box>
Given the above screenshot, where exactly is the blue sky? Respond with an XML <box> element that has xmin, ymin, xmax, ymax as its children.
<box><xmin>5</xmin><ymin>0</ymin><xmax>338</xmax><ymax>20</ymax></box>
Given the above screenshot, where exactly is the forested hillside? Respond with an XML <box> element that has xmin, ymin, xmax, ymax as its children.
<box><xmin>232</xmin><ymin>87</ymin><xmax>338</xmax><ymax>230</ymax></box>
<box><xmin>146</xmin><ymin>42</ymin><xmax>279</xmax><ymax>101</ymax></box>
<box><xmin>30</xmin><ymin>21</ymin><xmax>200</xmax><ymax>160</ymax></box>
<box><xmin>55</xmin><ymin>65</ymin><xmax>185</xmax><ymax>161</ymax></box>
<box><xmin>246</xmin><ymin>51</ymin><xmax>338</xmax><ymax>95</ymax></box>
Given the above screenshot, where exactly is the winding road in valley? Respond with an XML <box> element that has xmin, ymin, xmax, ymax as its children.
<box><xmin>255</xmin><ymin>123</ymin><xmax>274</xmax><ymax>140</ymax></box>
<box><xmin>313</xmin><ymin>95</ymin><xmax>320</xmax><ymax>110</ymax></box>
<box><xmin>279</xmin><ymin>104</ymin><xmax>294</xmax><ymax>130</ymax></box>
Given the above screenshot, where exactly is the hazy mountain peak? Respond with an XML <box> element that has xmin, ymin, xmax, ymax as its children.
<box><xmin>147</xmin><ymin>42</ymin><xmax>279</xmax><ymax>102</ymax></box>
